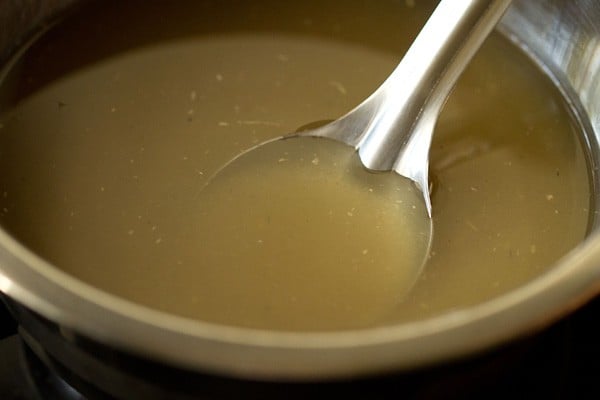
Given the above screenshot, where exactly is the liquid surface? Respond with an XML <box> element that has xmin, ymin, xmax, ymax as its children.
<box><xmin>0</xmin><ymin>0</ymin><xmax>591</xmax><ymax>330</ymax></box>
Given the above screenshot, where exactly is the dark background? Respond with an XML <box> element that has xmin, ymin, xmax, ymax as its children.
<box><xmin>2</xmin><ymin>295</ymin><xmax>600</xmax><ymax>399</ymax></box>
<box><xmin>1</xmin><ymin>299</ymin><xmax>16</xmax><ymax>337</ymax></box>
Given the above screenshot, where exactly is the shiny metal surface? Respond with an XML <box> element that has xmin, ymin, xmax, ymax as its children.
<box><xmin>500</xmin><ymin>0</ymin><xmax>600</xmax><ymax>215</ymax></box>
<box><xmin>307</xmin><ymin>0</ymin><xmax>511</xmax><ymax>215</ymax></box>
<box><xmin>0</xmin><ymin>0</ymin><xmax>600</xmax><ymax>381</ymax></box>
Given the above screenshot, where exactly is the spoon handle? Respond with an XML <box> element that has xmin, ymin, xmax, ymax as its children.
<box><xmin>305</xmin><ymin>0</ymin><xmax>512</xmax><ymax>215</ymax></box>
<box><xmin>358</xmin><ymin>0</ymin><xmax>512</xmax><ymax>172</ymax></box>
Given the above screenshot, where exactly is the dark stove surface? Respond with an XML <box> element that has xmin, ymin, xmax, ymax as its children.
<box><xmin>2</xmin><ymin>297</ymin><xmax>600</xmax><ymax>400</ymax></box>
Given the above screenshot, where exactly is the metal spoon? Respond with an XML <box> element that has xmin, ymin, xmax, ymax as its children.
<box><xmin>207</xmin><ymin>0</ymin><xmax>512</xmax><ymax>217</ymax></box>
<box><xmin>298</xmin><ymin>0</ymin><xmax>512</xmax><ymax>216</ymax></box>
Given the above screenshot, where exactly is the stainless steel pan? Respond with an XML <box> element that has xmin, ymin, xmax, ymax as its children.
<box><xmin>0</xmin><ymin>0</ymin><xmax>599</xmax><ymax>393</ymax></box>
